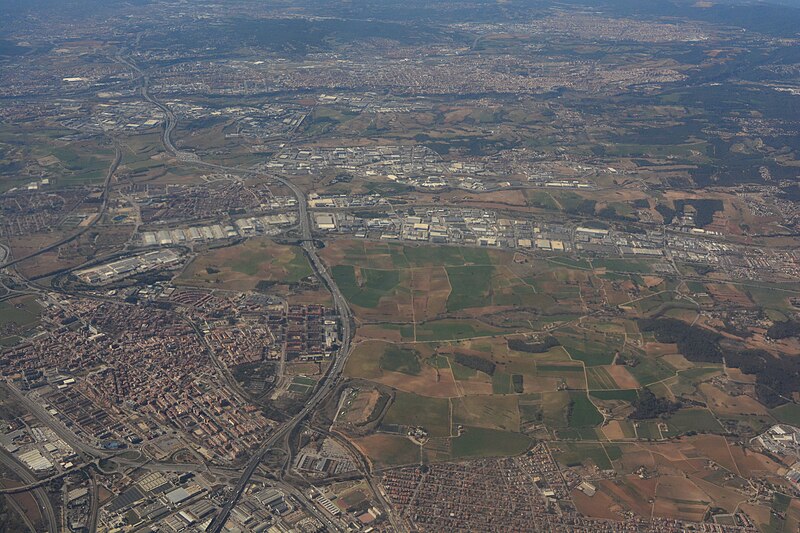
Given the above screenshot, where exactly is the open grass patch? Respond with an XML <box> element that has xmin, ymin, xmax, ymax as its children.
<box><xmin>541</xmin><ymin>391</ymin><xmax>571</xmax><ymax>427</ymax></box>
<box><xmin>414</xmin><ymin>319</ymin><xmax>501</xmax><ymax>341</ymax></box>
<box><xmin>451</xmin><ymin>427</ymin><xmax>530</xmax><ymax>458</ymax></box>
<box><xmin>452</xmin><ymin>396</ymin><xmax>520</xmax><ymax>432</ymax></box>
<box><xmin>492</xmin><ymin>372</ymin><xmax>512</xmax><ymax>394</ymax></box>
<box><xmin>450</xmin><ymin>360</ymin><xmax>478</xmax><ymax>380</ymax></box>
<box><xmin>179</xmin><ymin>238</ymin><xmax>312</xmax><ymax>290</ymax></box>
<box><xmin>627</xmin><ymin>357</ymin><xmax>676</xmax><ymax>386</ymax></box>
<box><xmin>552</xmin><ymin>442</ymin><xmax>618</xmax><ymax>470</ymax></box>
<box><xmin>770</xmin><ymin>403</ymin><xmax>800</xmax><ymax>426</ymax></box>
<box><xmin>380</xmin><ymin>345</ymin><xmax>421</xmax><ymax>375</ymax></box>
<box><xmin>446</xmin><ymin>265</ymin><xmax>493</xmax><ymax>311</ymax></box>
<box><xmin>586</xmin><ymin>366</ymin><xmax>620</xmax><ymax>390</ymax></box>
<box><xmin>331</xmin><ymin>265</ymin><xmax>400</xmax><ymax>308</ymax></box>
<box><xmin>568</xmin><ymin>392</ymin><xmax>604</xmax><ymax>428</ymax></box>
<box><xmin>0</xmin><ymin>296</ymin><xmax>41</xmax><ymax>329</ymax></box>
<box><xmin>590</xmin><ymin>389</ymin><xmax>639</xmax><ymax>403</ymax></box>
<box><xmin>667</xmin><ymin>408</ymin><xmax>724</xmax><ymax>435</ymax></box>
<box><xmin>0</xmin><ymin>295</ymin><xmax>42</xmax><ymax>344</ymax></box>
<box><xmin>592</xmin><ymin>258</ymin><xmax>652</xmax><ymax>273</ymax></box>
<box><xmin>555</xmin><ymin>329</ymin><xmax>619</xmax><ymax>366</ymax></box>
<box><xmin>383</xmin><ymin>392</ymin><xmax>451</xmax><ymax>437</ymax></box>
<box><xmin>356</xmin><ymin>434</ymin><xmax>420</xmax><ymax>467</ymax></box>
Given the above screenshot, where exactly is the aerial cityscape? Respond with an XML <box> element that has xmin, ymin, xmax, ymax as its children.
<box><xmin>1</xmin><ymin>0</ymin><xmax>800</xmax><ymax>531</ymax></box>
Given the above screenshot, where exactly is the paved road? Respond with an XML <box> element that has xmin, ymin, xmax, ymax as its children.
<box><xmin>322</xmin><ymin>427</ymin><xmax>405</xmax><ymax>531</ymax></box>
<box><xmin>115</xmin><ymin>53</ymin><xmax>358</xmax><ymax>532</ymax></box>
<box><xmin>0</xmin><ymin>462</ymin><xmax>92</xmax><ymax>495</ymax></box>
<box><xmin>0</xmin><ymin>143</ymin><xmax>121</xmax><ymax>271</ymax></box>
<box><xmin>4</xmin><ymin>383</ymin><xmax>114</xmax><ymax>459</ymax></box>
<box><xmin>205</xmin><ymin>171</ymin><xmax>354</xmax><ymax>531</ymax></box>
<box><xmin>0</xmin><ymin>448</ymin><xmax>58</xmax><ymax>532</ymax></box>
<box><xmin>87</xmin><ymin>472</ymin><xmax>99</xmax><ymax>533</ymax></box>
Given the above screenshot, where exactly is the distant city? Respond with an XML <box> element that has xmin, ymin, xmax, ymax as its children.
<box><xmin>1</xmin><ymin>0</ymin><xmax>800</xmax><ymax>532</ymax></box>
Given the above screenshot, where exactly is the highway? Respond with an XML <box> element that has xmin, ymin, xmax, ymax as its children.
<box><xmin>3</xmin><ymin>383</ymin><xmax>116</xmax><ymax>460</ymax></box>
<box><xmin>0</xmin><ymin>448</ymin><xmax>58</xmax><ymax>533</ymax></box>
<box><xmin>204</xmin><ymin>166</ymin><xmax>354</xmax><ymax>532</ymax></box>
<box><xmin>0</xmin><ymin>46</ymin><xmax>365</xmax><ymax>533</ymax></box>
<box><xmin>0</xmin><ymin>462</ymin><xmax>92</xmax><ymax>495</ymax></box>
<box><xmin>115</xmin><ymin>52</ymin><xmax>359</xmax><ymax>532</ymax></box>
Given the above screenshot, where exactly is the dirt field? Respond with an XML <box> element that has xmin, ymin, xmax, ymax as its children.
<box><xmin>376</xmin><ymin>365</ymin><xmax>459</xmax><ymax>398</ymax></box>
<box><xmin>725</xmin><ymin>367</ymin><xmax>757</xmax><ymax>384</ymax></box>
<box><xmin>660</xmin><ymin>353</ymin><xmax>694</xmax><ymax>371</ymax></box>
<box><xmin>605</xmin><ymin>364</ymin><xmax>641</xmax><ymax>389</ymax></box>
<box><xmin>410</xmin><ymin>266</ymin><xmax>450</xmax><ymax>320</ymax></box>
<box><xmin>706</xmin><ymin>283</ymin><xmax>754</xmax><ymax>308</ymax></box>
<box><xmin>351</xmin><ymin>433</ymin><xmax>420</xmax><ymax>467</ymax></box>
<box><xmin>354</xmin><ymin>325</ymin><xmax>403</xmax><ymax>343</ymax></box>
<box><xmin>599</xmin><ymin>476</ymin><xmax>656</xmax><ymax>517</ymax></box>
<box><xmin>452</xmin><ymin>395</ymin><xmax>520</xmax><ymax>432</ymax></box>
<box><xmin>653</xmin><ymin>475</ymin><xmax>709</xmax><ymax>522</ymax></box>
<box><xmin>340</xmin><ymin>389</ymin><xmax>382</xmax><ymax>424</ymax></box>
<box><xmin>698</xmin><ymin>383</ymin><xmax>769</xmax><ymax>417</ymax></box>
<box><xmin>690</xmin><ymin>474</ymin><xmax>748</xmax><ymax>514</ymax></box>
<box><xmin>178</xmin><ymin>237</ymin><xmax>312</xmax><ymax>291</ymax></box>
<box><xmin>8</xmin><ymin>232</ymin><xmax>91</xmax><ymax>278</ymax></box>
<box><xmin>572</xmin><ymin>488</ymin><xmax>626</xmax><ymax>520</ymax></box>
<box><xmin>602</xmin><ymin>420</ymin><xmax>632</xmax><ymax>440</ymax></box>
<box><xmin>344</xmin><ymin>340</ymin><xmax>459</xmax><ymax>397</ymax></box>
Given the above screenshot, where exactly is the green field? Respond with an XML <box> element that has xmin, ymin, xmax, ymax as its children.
<box><xmin>592</xmin><ymin>258</ymin><xmax>653</xmax><ymax>273</ymax></box>
<box><xmin>667</xmin><ymin>408</ymin><xmax>724</xmax><ymax>435</ymax></box>
<box><xmin>555</xmin><ymin>329</ymin><xmax>620</xmax><ymax>366</ymax></box>
<box><xmin>446</xmin><ymin>265</ymin><xmax>493</xmax><ymax>311</ymax></box>
<box><xmin>180</xmin><ymin>239</ymin><xmax>313</xmax><ymax>289</ymax></box>
<box><xmin>414</xmin><ymin>319</ymin><xmax>501</xmax><ymax>341</ymax></box>
<box><xmin>288</xmin><ymin>376</ymin><xmax>315</xmax><ymax>395</ymax></box>
<box><xmin>770</xmin><ymin>403</ymin><xmax>800</xmax><ymax>426</ymax></box>
<box><xmin>0</xmin><ymin>296</ymin><xmax>43</xmax><ymax>345</ymax></box>
<box><xmin>332</xmin><ymin>265</ymin><xmax>400</xmax><ymax>308</ymax></box>
<box><xmin>568</xmin><ymin>392</ymin><xmax>604</xmax><ymax>428</ymax></box>
<box><xmin>0</xmin><ymin>297</ymin><xmax>41</xmax><ymax>326</ymax></box>
<box><xmin>590</xmin><ymin>389</ymin><xmax>639</xmax><ymax>403</ymax></box>
<box><xmin>586</xmin><ymin>367</ymin><xmax>621</xmax><ymax>390</ymax></box>
<box><xmin>452</xmin><ymin>395</ymin><xmax>520</xmax><ymax>432</ymax></box>
<box><xmin>406</xmin><ymin>245</ymin><xmax>493</xmax><ymax>267</ymax></box>
<box><xmin>746</xmin><ymin>284</ymin><xmax>800</xmax><ymax>312</ymax></box>
<box><xmin>380</xmin><ymin>345</ymin><xmax>421</xmax><ymax>375</ymax></box>
<box><xmin>450</xmin><ymin>359</ymin><xmax>479</xmax><ymax>380</ymax></box>
<box><xmin>541</xmin><ymin>391</ymin><xmax>571</xmax><ymax>427</ymax></box>
<box><xmin>492</xmin><ymin>372</ymin><xmax>512</xmax><ymax>393</ymax></box>
<box><xmin>231</xmin><ymin>245</ymin><xmax>310</xmax><ymax>280</ymax></box>
<box><xmin>383</xmin><ymin>392</ymin><xmax>451</xmax><ymax>437</ymax></box>
<box><xmin>635</xmin><ymin>420</ymin><xmax>666</xmax><ymax>440</ymax></box>
<box><xmin>546</xmin><ymin>257</ymin><xmax>592</xmax><ymax>270</ymax></box>
<box><xmin>552</xmin><ymin>442</ymin><xmax>620</xmax><ymax>470</ymax></box>
<box><xmin>627</xmin><ymin>356</ymin><xmax>676</xmax><ymax>386</ymax></box>
<box><xmin>536</xmin><ymin>363</ymin><xmax>584</xmax><ymax>373</ymax></box>
<box><xmin>451</xmin><ymin>427</ymin><xmax>531</xmax><ymax>458</ymax></box>
<box><xmin>337</xmin><ymin>242</ymin><xmax>497</xmax><ymax>269</ymax></box>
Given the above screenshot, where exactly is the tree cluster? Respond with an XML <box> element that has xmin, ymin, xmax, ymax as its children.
<box><xmin>637</xmin><ymin>318</ymin><xmax>722</xmax><ymax>363</ymax></box>
<box><xmin>725</xmin><ymin>349</ymin><xmax>800</xmax><ymax>408</ymax></box>
<box><xmin>507</xmin><ymin>336</ymin><xmax>560</xmax><ymax>354</ymax></box>
<box><xmin>638</xmin><ymin>318</ymin><xmax>800</xmax><ymax>408</ymax></box>
<box><xmin>766</xmin><ymin>319</ymin><xmax>800</xmax><ymax>340</ymax></box>
<box><xmin>629</xmin><ymin>388</ymin><xmax>681</xmax><ymax>420</ymax></box>
<box><xmin>454</xmin><ymin>353</ymin><xmax>496</xmax><ymax>376</ymax></box>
